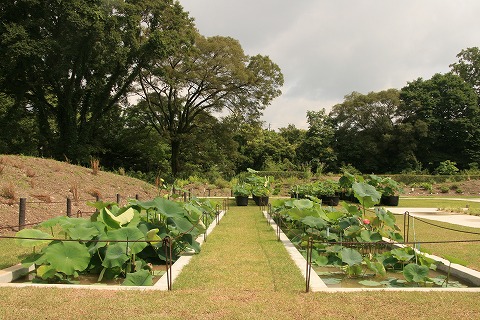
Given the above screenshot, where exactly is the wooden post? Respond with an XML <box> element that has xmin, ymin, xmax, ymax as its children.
<box><xmin>66</xmin><ymin>197</ymin><xmax>72</xmax><ymax>217</ymax></box>
<box><xmin>116</xmin><ymin>193</ymin><xmax>121</xmax><ymax>204</ymax></box>
<box><xmin>19</xmin><ymin>198</ymin><xmax>26</xmax><ymax>230</ymax></box>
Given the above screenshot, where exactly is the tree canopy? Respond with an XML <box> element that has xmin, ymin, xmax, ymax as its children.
<box><xmin>0</xmin><ymin>0</ymin><xmax>194</xmax><ymax>162</ymax></box>
<box><xmin>137</xmin><ymin>32</ymin><xmax>283</xmax><ymax>176</ymax></box>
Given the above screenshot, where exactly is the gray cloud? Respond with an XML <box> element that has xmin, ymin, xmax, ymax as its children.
<box><xmin>179</xmin><ymin>0</ymin><xmax>480</xmax><ymax>129</ymax></box>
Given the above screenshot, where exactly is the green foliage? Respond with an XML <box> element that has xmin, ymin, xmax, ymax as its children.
<box><xmin>16</xmin><ymin>197</ymin><xmax>218</xmax><ymax>285</ymax></box>
<box><xmin>435</xmin><ymin>160</ymin><xmax>460</xmax><ymax>175</ymax></box>
<box><xmin>271</xmin><ymin>183</ymin><xmax>454</xmax><ymax>285</ymax></box>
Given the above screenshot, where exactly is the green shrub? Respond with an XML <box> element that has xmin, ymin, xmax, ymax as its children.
<box><xmin>440</xmin><ymin>186</ymin><xmax>449</xmax><ymax>193</ymax></box>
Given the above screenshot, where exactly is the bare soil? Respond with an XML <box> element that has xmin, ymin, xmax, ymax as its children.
<box><xmin>0</xmin><ymin>155</ymin><xmax>161</xmax><ymax>232</ymax></box>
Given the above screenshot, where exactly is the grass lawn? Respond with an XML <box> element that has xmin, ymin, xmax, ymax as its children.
<box><xmin>1</xmin><ymin>200</ymin><xmax>479</xmax><ymax>319</ymax></box>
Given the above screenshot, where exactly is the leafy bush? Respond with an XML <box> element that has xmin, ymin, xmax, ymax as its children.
<box><xmin>435</xmin><ymin>160</ymin><xmax>459</xmax><ymax>175</ymax></box>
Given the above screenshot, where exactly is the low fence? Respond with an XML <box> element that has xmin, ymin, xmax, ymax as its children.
<box><xmin>1</xmin><ymin>189</ymin><xmax>222</xmax><ymax>233</ymax></box>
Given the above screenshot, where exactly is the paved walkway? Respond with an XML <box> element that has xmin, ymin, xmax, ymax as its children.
<box><xmin>388</xmin><ymin>207</ymin><xmax>480</xmax><ymax>228</ymax></box>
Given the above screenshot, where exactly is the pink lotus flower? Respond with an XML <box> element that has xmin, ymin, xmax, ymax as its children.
<box><xmin>363</xmin><ymin>219</ymin><xmax>370</xmax><ymax>225</ymax></box>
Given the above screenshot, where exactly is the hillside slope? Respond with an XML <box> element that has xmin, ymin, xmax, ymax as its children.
<box><xmin>0</xmin><ymin>155</ymin><xmax>159</xmax><ymax>231</ymax></box>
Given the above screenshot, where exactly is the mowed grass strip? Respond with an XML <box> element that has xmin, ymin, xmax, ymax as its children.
<box><xmin>174</xmin><ymin>203</ymin><xmax>305</xmax><ymax>292</ymax></box>
<box><xmin>398</xmin><ymin>216</ymin><xmax>480</xmax><ymax>271</ymax></box>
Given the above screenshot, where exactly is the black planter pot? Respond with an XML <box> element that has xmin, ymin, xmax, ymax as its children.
<box><xmin>380</xmin><ymin>195</ymin><xmax>399</xmax><ymax>206</ymax></box>
<box><xmin>253</xmin><ymin>196</ymin><xmax>269</xmax><ymax>206</ymax></box>
<box><xmin>321</xmin><ymin>195</ymin><xmax>340</xmax><ymax>206</ymax></box>
<box><xmin>235</xmin><ymin>195</ymin><xmax>249</xmax><ymax>206</ymax></box>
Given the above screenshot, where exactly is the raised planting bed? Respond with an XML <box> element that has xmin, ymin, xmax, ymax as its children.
<box><xmin>2</xmin><ymin>197</ymin><xmax>226</xmax><ymax>290</ymax></box>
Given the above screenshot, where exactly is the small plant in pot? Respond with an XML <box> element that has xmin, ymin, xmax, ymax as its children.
<box><xmin>379</xmin><ymin>177</ymin><xmax>403</xmax><ymax>206</ymax></box>
<box><xmin>233</xmin><ymin>183</ymin><xmax>251</xmax><ymax>206</ymax></box>
<box><xmin>252</xmin><ymin>184</ymin><xmax>271</xmax><ymax>206</ymax></box>
<box><xmin>318</xmin><ymin>179</ymin><xmax>340</xmax><ymax>206</ymax></box>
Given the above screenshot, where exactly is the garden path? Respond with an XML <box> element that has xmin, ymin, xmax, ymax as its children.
<box><xmin>172</xmin><ymin>203</ymin><xmax>306</xmax><ymax>292</ymax></box>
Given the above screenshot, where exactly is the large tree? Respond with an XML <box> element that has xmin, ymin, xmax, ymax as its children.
<box><xmin>398</xmin><ymin>73</ymin><xmax>480</xmax><ymax>169</ymax></box>
<box><xmin>137</xmin><ymin>33</ymin><xmax>283</xmax><ymax>177</ymax></box>
<box><xmin>0</xmin><ymin>0</ymin><xmax>194</xmax><ymax>162</ymax></box>
<box><xmin>450</xmin><ymin>47</ymin><xmax>480</xmax><ymax>97</ymax></box>
<box><xmin>296</xmin><ymin>109</ymin><xmax>337</xmax><ymax>173</ymax></box>
<box><xmin>329</xmin><ymin>89</ymin><xmax>400</xmax><ymax>173</ymax></box>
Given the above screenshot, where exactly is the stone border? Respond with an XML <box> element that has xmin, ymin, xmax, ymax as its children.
<box><xmin>0</xmin><ymin>211</ymin><xmax>226</xmax><ymax>291</ymax></box>
<box><xmin>264</xmin><ymin>211</ymin><xmax>480</xmax><ymax>292</ymax></box>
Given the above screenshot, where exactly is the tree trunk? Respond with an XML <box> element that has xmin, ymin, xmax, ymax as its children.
<box><xmin>171</xmin><ymin>138</ymin><xmax>181</xmax><ymax>178</ymax></box>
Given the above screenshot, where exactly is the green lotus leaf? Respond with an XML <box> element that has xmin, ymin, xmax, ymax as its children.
<box><xmin>403</xmin><ymin>263</ymin><xmax>430</xmax><ymax>283</ymax></box>
<box><xmin>146</xmin><ymin>228</ymin><xmax>161</xmax><ymax>244</ymax></box>
<box><xmin>15</xmin><ymin>229</ymin><xmax>51</xmax><ymax>247</ymax></box>
<box><xmin>107</xmin><ymin>227</ymin><xmax>147</xmax><ymax>254</ymax></box>
<box><xmin>67</xmin><ymin>223</ymin><xmax>101</xmax><ymax>241</ymax></box>
<box><xmin>315</xmin><ymin>255</ymin><xmax>329</xmax><ymax>266</ymax></box>
<box><xmin>102</xmin><ymin>243</ymin><xmax>129</xmax><ymax>268</ymax></box>
<box><xmin>122</xmin><ymin>269</ymin><xmax>153</xmax><ymax>286</ymax></box>
<box><xmin>37</xmin><ymin>216</ymin><xmax>69</xmax><ymax>229</ymax></box>
<box><xmin>325</xmin><ymin>210</ymin><xmax>344</xmax><ymax>221</ymax></box>
<box><xmin>391</xmin><ymin>248</ymin><xmax>415</xmax><ymax>262</ymax></box>
<box><xmin>87</xmin><ymin>201</ymin><xmax>117</xmax><ymax>211</ymax></box>
<box><xmin>359</xmin><ymin>230</ymin><xmax>383</xmax><ymax>242</ymax></box>
<box><xmin>115</xmin><ymin>207</ymin><xmax>136</xmax><ymax>225</ymax></box>
<box><xmin>340</xmin><ymin>248</ymin><xmax>363</xmax><ymax>266</ymax></box>
<box><xmin>292</xmin><ymin>199</ymin><xmax>314</xmax><ymax>210</ymax></box>
<box><xmin>365</xmin><ymin>259</ymin><xmax>387</xmax><ymax>276</ymax></box>
<box><xmin>352</xmin><ymin>182</ymin><xmax>381</xmax><ymax>208</ymax></box>
<box><xmin>359</xmin><ymin>280</ymin><xmax>382</xmax><ymax>287</ymax></box>
<box><xmin>301</xmin><ymin>216</ymin><xmax>327</xmax><ymax>229</ymax></box>
<box><xmin>37</xmin><ymin>264</ymin><xmax>57</xmax><ymax>280</ymax></box>
<box><xmin>344</xmin><ymin>225</ymin><xmax>362</xmax><ymax>237</ymax></box>
<box><xmin>168</xmin><ymin>216</ymin><xmax>195</xmax><ymax>233</ymax></box>
<box><xmin>43</xmin><ymin>241</ymin><xmax>90</xmax><ymax>275</ymax></box>
<box><xmin>100</xmin><ymin>208</ymin><xmax>122</xmax><ymax>229</ymax></box>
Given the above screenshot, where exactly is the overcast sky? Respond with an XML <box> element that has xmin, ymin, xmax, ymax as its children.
<box><xmin>178</xmin><ymin>0</ymin><xmax>480</xmax><ymax>130</ymax></box>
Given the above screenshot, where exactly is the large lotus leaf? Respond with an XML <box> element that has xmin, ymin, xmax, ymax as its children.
<box><xmin>285</xmin><ymin>208</ymin><xmax>312</xmax><ymax>220</ymax></box>
<box><xmin>107</xmin><ymin>227</ymin><xmax>147</xmax><ymax>254</ymax></box>
<box><xmin>102</xmin><ymin>243</ymin><xmax>129</xmax><ymax>268</ymax></box>
<box><xmin>325</xmin><ymin>210</ymin><xmax>344</xmax><ymax>222</ymax></box>
<box><xmin>352</xmin><ymin>182</ymin><xmax>381</xmax><ymax>208</ymax></box>
<box><xmin>167</xmin><ymin>216</ymin><xmax>195</xmax><ymax>233</ymax></box>
<box><xmin>67</xmin><ymin>223</ymin><xmax>102</xmax><ymax>241</ymax></box>
<box><xmin>183</xmin><ymin>203</ymin><xmax>203</xmax><ymax>221</ymax></box>
<box><xmin>359</xmin><ymin>230</ymin><xmax>383</xmax><ymax>242</ymax></box>
<box><xmin>340</xmin><ymin>248</ymin><xmax>363</xmax><ymax>266</ymax></box>
<box><xmin>37</xmin><ymin>216</ymin><xmax>69</xmax><ymax>229</ymax></box>
<box><xmin>292</xmin><ymin>199</ymin><xmax>314</xmax><ymax>210</ymax></box>
<box><xmin>122</xmin><ymin>269</ymin><xmax>153</xmax><ymax>286</ymax></box>
<box><xmin>43</xmin><ymin>241</ymin><xmax>90</xmax><ymax>275</ymax></box>
<box><xmin>15</xmin><ymin>229</ymin><xmax>51</xmax><ymax>247</ymax></box>
<box><xmin>301</xmin><ymin>216</ymin><xmax>327</xmax><ymax>230</ymax></box>
<box><xmin>391</xmin><ymin>248</ymin><xmax>415</xmax><ymax>262</ymax></box>
<box><xmin>403</xmin><ymin>263</ymin><xmax>430</xmax><ymax>283</ymax></box>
